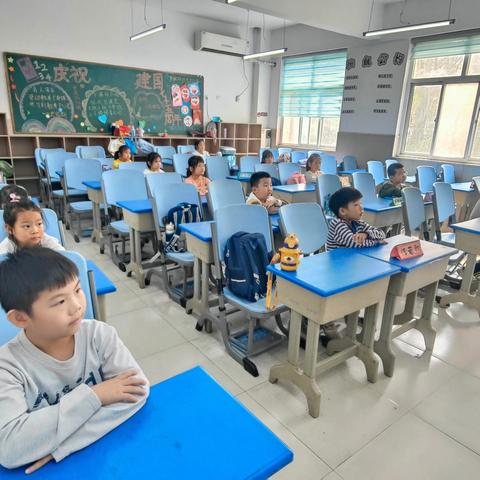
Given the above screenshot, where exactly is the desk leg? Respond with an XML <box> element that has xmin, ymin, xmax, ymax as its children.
<box><xmin>125</xmin><ymin>227</ymin><xmax>146</xmax><ymax>288</ymax></box>
<box><xmin>356</xmin><ymin>304</ymin><xmax>379</xmax><ymax>383</ymax></box>
<box><xmin>416</xmin><ymin>281</ymin><xmax>437</xmax><ymax>351</ymax></box>
<box><xmin>394</xmin><ymin>291</ymin><xmax>416</xmax><ymax>325</ymax></box>
<box><xmin>440</xmin><ymin>253</ymin><xmax>480</xmax><ymax>311</ymax></box>
<box><xmin>375</xmin><ymin>293</ymin><xmax>398</xmax><ymax>377</ymax></box>
<box><xmin>97</xmin><ymin>295</ymin><xmax>107</xmax><ymax>322</ymax></box>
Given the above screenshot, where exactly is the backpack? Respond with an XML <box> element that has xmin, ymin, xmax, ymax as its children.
<box><xmin>224</xmin><ymin>232</ymin><xmax>272</xmax><ymax>302</ymax></box>
<box><xmin>162</xmin><ymin>202</ymin><xmax>202</xmax><ymax>253</ymax></box>
<box><xmin>287</xmin><ymin>172</ymin><xmax>306</xmax><ymax>185</ymax></box>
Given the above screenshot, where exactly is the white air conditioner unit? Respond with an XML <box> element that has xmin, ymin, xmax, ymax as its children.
<box><xmin>194</xmin><ymin>31</ymin><xmax>248</xmax><ymax>57</ymax></box>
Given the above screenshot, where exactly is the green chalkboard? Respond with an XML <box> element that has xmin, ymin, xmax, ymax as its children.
<box><xmin>4</xmin><ymin>52</ymin><xmax>204</xmax><ymax>135</ymax></box>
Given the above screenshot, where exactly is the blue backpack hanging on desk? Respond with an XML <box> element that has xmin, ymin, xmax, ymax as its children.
<box><xmin>162</xmin><ymin>202</ymin><xmax>202</xmax><ymax>253</ymax></box>
<box><xmin>224</xmin><ymin>232</ymin><xmax>272</xmax><ymax>301</ymax></box>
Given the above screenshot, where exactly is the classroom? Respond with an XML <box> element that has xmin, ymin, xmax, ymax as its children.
<box><xmin>0</xmin><ymin>0</ymin><xmax>480</xmax><ymax>478</ymax></box>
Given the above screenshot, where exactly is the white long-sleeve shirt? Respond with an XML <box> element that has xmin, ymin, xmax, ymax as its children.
<box><xmin>0</xmin><ymin>234</ymin><xmax>64</xmax><ymax>255</ymax></box>
<box><xmin>0</xmin><ymin>320</ymin><xmax>149</xmax><ymax>469</ymax></box>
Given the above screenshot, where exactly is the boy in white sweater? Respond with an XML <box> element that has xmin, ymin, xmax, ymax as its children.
<box><xmin>0</xmin><ymin>248</ymin><xmax>149</xmax><ymax>473</ymax></box>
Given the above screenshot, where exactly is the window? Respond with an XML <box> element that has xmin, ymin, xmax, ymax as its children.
<box><xmin>279</xmin><ymin>51</ymin><xmax>347</xmax><ymax>149</ymax></box>
<box><xmin>401</xmin><ymin>33</ymin><xmax>480</xmax><ymax>161</ymax></box>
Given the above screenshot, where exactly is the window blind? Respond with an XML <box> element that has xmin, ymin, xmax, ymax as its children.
<box><xmin>412</xmin><ymin>33</ymin><xmax>480</xmax><ymax>59</ymax></box>
<box><xmin>279</xmin><ymin>51</ymin><xmax>347</xmax><ymax>118</ymax></box>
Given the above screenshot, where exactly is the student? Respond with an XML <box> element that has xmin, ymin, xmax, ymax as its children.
<box><xmin>378</xmin><ymin>163</ymin><xmax>407</xmax><ymax>198</ymax></box>
<box><xmin>112</xmin><ymin>145</ymin><xmax>132</xmax><ymax>170</ymax></box>
<box><xmin>184</xmin><ymin>155</ymin><xmax>210</xmax><ymax>195</ymax></box>
<box><xmin>144</xmin><ymin>152</ymin><xmax>164</xmax><ymax>175</ymax></box>
<box><xmin>304</xmin><ymin>153</ymin><xmax>322</xmax><ymax>184</ymax></box>
<box><xmin>0</xmin><ymin>185</ymin><xmax>29</xmax><ymax>209</ymax></box>
<box><xmin>0</xmin><ymin>248</ymin><xmax>149</xmax><ymax>472</ymax></box>
<box><xmin>261</xmin><ymin>150</ymin><xmax>275</xmax><ymax>164</ymax></box>
<box><xmin>247</xmin><ymin>171</ymin><xmax>285</xmax><ymax>214</ymax></box>
<box><xmin>0</xmin><ymin>200</ymin><xmax>64</xmax><ymax>254</ymax></box>
<box><xmin>192</xmin><ymin>139</ymin><xmax>209</xmax><ymax>159</ymax></box>
<box><xmin>327</xmin><ymin>187</ymin><xmax>386</xmax><ymax>250</ymax></box>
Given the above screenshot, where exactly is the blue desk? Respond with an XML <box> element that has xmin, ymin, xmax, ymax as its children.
<box><xmin>440</xmin><ymin>218</ymin><xmax>480</xmax><ymax>311</ymax></box>
<box><xmin>273</xmin><ymin>183</ymin><xmax>316</xmax><ymax>204</ymax></box>
<box><xmin>358</xmin><ymin>235</ymin><xmax>457</xmax><ymax>375</ymax></box>
<box><xmin>82</xmin><ymin>181</ymin><xmax>105</xmax><ymax>251</ymax></box>
<box><xmin>451</xmin><ymin>182</ymin><xmax>478</xmax><ymax>222</ymax></box>
<box><xmin>86</xmin><ymin>260</ymin><xmax>117</xmax><ymax>322</ymax></box>
<box><xmin>1</xmin><ymin>367</ymin><xmax>292</xmax><ymax>479</ymax></box>
<box><xmin>268</xmin><ymin>249</ymin><xmax>400</xmax><ymax>417</ymax></box>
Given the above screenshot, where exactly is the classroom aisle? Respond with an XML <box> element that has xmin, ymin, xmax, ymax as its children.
<box><xmin>66</xmin><ymin>232</ymin><xmax>480</xmax><ymax>480</ymax></box>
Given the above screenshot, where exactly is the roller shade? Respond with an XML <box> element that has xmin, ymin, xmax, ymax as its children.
<box><xmin>412</xmin><ymin>33</ymin><xmax>480</xmax><ymax>59</ymax></box>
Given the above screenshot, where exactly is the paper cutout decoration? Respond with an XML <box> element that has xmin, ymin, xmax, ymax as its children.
<box><xmin>181</xmin><ymin>105</ymin><xmax>190</xmax><ymax>115</ymax></box>
<box><xmin>189</xmin><ymin>83</ymin><xmax>199</xmax><ymax>96</ymax></box>
<box><xmin>390</xmin><ymin>240</ymin><xmax>423</xmax><ymax>260</ymax></box>
<box><xmin>193</xmin><ymin>110</ymin><xmax>202</xmax><ymax>125</ymax></box>
<box><xmin>184</xmin><ymin>115</ymin><xmax>193</xmax><ymax>127</ymax></box>
<box><xmin>171</xmin><ymin>84</ymin><xmax>182</xmax><ymax>107</ymax></box>
<box><xmin>98</xmin><ymin>114</ymin><xmax>108</xmax><ymax>125</ymax></box>
<box><xmin>191</xmin><ymin>96</ymin><xmax>200</xmax><ymax>110</ymax></box>
<box><xmin>180</xmin><ymin>84</ymin><xmax>190</xmax><ymax>102</ymax></box>
<box><xmin>138</xmin><ymin>120</ymin><xmax>146</xmax><ymax>129</ymax></box>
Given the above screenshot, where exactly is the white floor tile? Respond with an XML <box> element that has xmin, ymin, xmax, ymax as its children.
<box><xmin>103</xmin><ymin>281</ymin><xmax>149</xmax><ymax>317</ymax></box>
<box><xmin>322</xmin><ymin>473</ymin><xmax>344</xmax><ymax>480</ymax></box>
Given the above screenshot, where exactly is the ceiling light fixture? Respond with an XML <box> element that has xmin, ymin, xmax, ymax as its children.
<box><xmin>243</xmin><ymin>48</ymin><xmax>287</xmax><ymax>60</ymax></box>
<box><xmin>130</xmin><ymin>0</ymin><xmax>166</xmax><ymax>41</ymax></box>
<box><xmin>225</xmin><ymin>0</ymin><xmax>239</xmax><ymax>3</ymax></box>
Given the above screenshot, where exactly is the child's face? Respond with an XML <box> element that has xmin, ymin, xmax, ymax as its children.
<box><xmin>391</xmin><ymin>167</ymin><xmax>406</xmax><ymax>185</ymax></box>
<box><xmin>150</xmin><ymin>157</ymin><xmax>162</xmax><ymax>172</ymax></box>
<box><xmin>8</xmin><ymin>210</ymin><xmax>44</xmax><ymax>247</ymax></box>
<box><xmin>339</xmin><ymin>199</ymin><xmax>364</xmax><ymax>222</ymax></box>
<box><xmin>253</xmin><ymin>178</ymin><xmax>273</xmax><ymax>202</ymax></box>
<box><xmin>263</xmin><ymin>155</ymin><xmax>274</xmax><ymax>164</ymax></box>
<box><xmin>197</xmin><ymin>141</ymin><xmax>205</xmax><ymax>154</ymax></box>
<box><xmin>120</xmin><ymin>148</ymin><xmax>131</xmax><ymax>161</ymax></box>
<box><xmin>310</xmin><ymin>157</ymin><xmax>320</xmax><ymax>172</ymax></box>
<box><xmin>191</xmin><ymin>161</ymin><xmax>205</xmax><ymax>176</ymax></box>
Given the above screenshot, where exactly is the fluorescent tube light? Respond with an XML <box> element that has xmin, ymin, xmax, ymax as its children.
<box><xmin>363</xmin><ymin>19</ymin><xmax>455</xmax><ymax>37</ymax></box>
<box><xmin>243</xmin><ymin>48</ymin><xmax>287</xmax><ymax>60</ymax></box>
<box><xmin>226</xmin><ymin>0</ymin><xmax>239</xmax><ymax>3</ymax></box>
<box><xmin>130</xmin><ymin>23</ymin><xmax>167</xmax><ymax>41</ymax></box>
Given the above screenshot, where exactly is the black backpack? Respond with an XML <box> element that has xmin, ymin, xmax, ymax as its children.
<box><xmin>162</xmin><ymin>202</ymin><xmax>202</xmax><ymax>253</ymax></box>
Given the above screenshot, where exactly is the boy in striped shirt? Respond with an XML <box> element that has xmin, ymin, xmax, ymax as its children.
<box><xmin>327</xmin><ymin>187</ymin><xmax>386</xmax><ymax>250</ymax></box>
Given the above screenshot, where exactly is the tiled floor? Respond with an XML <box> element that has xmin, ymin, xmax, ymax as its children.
<box><xmin>68</xmin><ymin>232</ymin><xmax>480</xmax><ymax>479</ymax></box>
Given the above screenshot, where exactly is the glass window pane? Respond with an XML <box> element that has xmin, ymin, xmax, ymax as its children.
<box><xmin>300</xmin><ymin>118</ymin><xmax>310</xmax><ymax>145</ymax></box>
<box><xmin>412</xmin><ymin>55</ymin><xmax>464</xmax><ymax>79</ymax></box>
<box><xmin>404</xmin><ymin>85</ymin><xmax>441</xmax><ymax>155</ymax></box>
<box><xmin>319</xmin><ymin>117</ymin><xmax>340</xmax><ymax>148</ymax></box>
<box><xmin>467</xmin><ymin>53</ymin><xmax>480</xmax><ymax>75</ymax></box>
<box><xmin>281</xmin><ymin>117</ymin><xmax>300</xmax><ymax>144</ymax></box>
<box><xmin>434</xmin><ymin>83</ymin><xmax>478</xmax><ymax>158</ymax></box>
<box><xmin>472</xmin><ymin>121</ymin><xmax>480</xmax><ymax>159</ymax></box>
<box><xmin>308</xmin><ymin>118</ymin><xmax>320</xmax><ymax>145</ymax></box>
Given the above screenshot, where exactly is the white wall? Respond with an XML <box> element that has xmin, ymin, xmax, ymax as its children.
<box><xmin>0</xmin><ymin>0</ymin><xmax>257</xmax><ymax>130</ymax></box>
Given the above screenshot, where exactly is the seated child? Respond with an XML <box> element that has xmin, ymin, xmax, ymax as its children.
<box><xmin>304</xmin><ymin>153</ymin><xmax>322</xmax><ymax>184</ymax></box>
<box><xmin>378</xmin><ymin>163</ymin><xmax>407</xmax><ymax>198</ymax></box>
<box><xmin>327</xmin><ymin>187</ymin><xmax>386</xmax><ymax>250</ymax></box>
<box><xmin>0</xmin><ymin>185</ymin><xmax>29</xmax><ymax>209</ymax></box>
<box><xmin>261</xmin><ymin>150</ymin><xmax>275</xmax><ymax>164</ymax></box>
<box><xmin>184</xmin><ymin>155</ymin><xmax>210</xmax><ymax>195</ymax></box>
<box><xmin>0</xmin><ymin>200</ymin><xmax>64</xmax><ymax>254</ymax></box>
<box><xmin>144</xmin><ymin>152</ymin><xmax>164</xmax><ymax>175</ymax></box>
<box><xmin>192</xmin><ymin>139</ymin><xmax>209</xmax><ymax>160</ymax></box>
<box><xmin>112</xmin><ymin>145</ymin><xmax>132</xmax><ymax>170</ymax></box>
<box><xmin>247</xmin><ymin>171</ymin><xmax>285</xmax><ymax>214</ymax></box>
<box><xmin>0</xmin><ymin>248</ymin><xmax>149</xmax><ymax>472</ymax></box>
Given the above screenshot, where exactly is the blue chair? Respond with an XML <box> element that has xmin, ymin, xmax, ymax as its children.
<box><xmin>259</xmin><ymin>148</ymin><xmax>279</xmax><ymax>161</ymax></box>
<box><xmin>240</xmin><ymin>156</ymin><xmax>260</xmax><ymax>173</ymax></box>
<box><xmin>433</xmin><ymin>182</ymin><xmax>456</xmax><ymax>245</ymax></box>
<box><xmin>99</xmin><ymin>158</ymin><xmax>114</xmax><ymax>170</ymax></box>
<box><xmin>441</xmin><ymin>164</ymin><xmax>455</xmax><ymax>184</ymax></box>
<box><xmin>291</xmin><ymin>151</ymin><xmax>307</xmax><ymax>164</ymax></box>
<box><xmin>279</xmin><ymin>203</ymin><xmax>328</xmax><ymax>255</ymax></box>
<box><xmin>278</xmin><ymin>163</ymin><xmax>301</xmax><ymax>185</ymax></box>
<box><xmin>173</xmin><ymin>153</ymin><xmax>192</xmax><ymax>177</ymax></box>
<box><xmin>212</xmin><ymin>204</ymin><xmax>287</xmax><ymax>376</ymax></box>
<box><xmin>177</xmin><ymin>144</ymin><xmax>195</xmax><ymax>154</ymax></box>
<box><xmin>417</xmin><ymin>166</ymin><xmax>437</xmax><ymax>194</ymax></box>
<box><xmin>119</xmin><ymin>162</ymin><xmax>147</xmax><ymax>171</ymax></box>
<box><xmin>75</xmin><ymin>145</ymin><xmax>106</xmax><ymax>159</ymax></box>
<box><xmin>146</xmin><ymin>172</ymin><xmax>183</xmax><ymax>198</ymax></box>
<box><xmin>402</xmin><ymin>187</ymin><xmax>429</xmax><ymax>239</ymax></box>
<box><xmin>353</xmin><ymin>172</ymin><xmax>377</xmax><ymax>203</ymax></box>
<box><xmin>342</xmin><ymin>155</ymin><xmax>358</xmax><ymax>171</ymax></box>
<box><xmin>317</xmin><ymin>174</ymin><xmax>342</xmax><ymax>214</ymax></box>
<box><xmin>35</xmin><ymin>148</ymin><xmax>63</xmax><ymax>203</ymax></box>
<box><xmin>153</xmin><ymin>146</ymin><xmax>176</xmax><ymax>167</ymax></box>
<box><xmin>385</xmin><ymin>159</ymin><xmax>397</xmax><ymax>172</ymax></box>
<box><xmin>308</xmin><ymin>150</ymin><xmax>323</xmax><ymax>157</ymax></box>
<box><xmin>367</xmin><ymin>160</ymin><xmax>385</xmax><ymax>186</ymax></box>
<box><xmin>208</xmin><ymin>179</ymin><xmax>245</xmax><ymax>216</ymax></box>
<box><xmin>320</xmin><ymin>154</ymin><xmax>337</xmax><ymax>175</ymax></box>
<box><xmin>254</xmin><ymin>163</ymin><xmax>279</xmax><ymax>181</ymax></box>
<box><xmin>206</xmin><ymin>156</ymin><xmax>230</xmax><ymax>181</ymax></box>
<box><xmin>278</xmin><ymin>147</ymin><xmax>292</xmax><ymax>158</ymax></box>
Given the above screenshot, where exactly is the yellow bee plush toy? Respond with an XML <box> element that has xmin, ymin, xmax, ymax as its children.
<box><xmin>266</xmin><ymin>234</ymin><xmax>301</xmax><ymax>309</ymax></box>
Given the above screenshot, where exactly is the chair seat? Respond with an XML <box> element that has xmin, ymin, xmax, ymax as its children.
<box><xmin>70</xmin><ymin>201</ymin><xmax>93</xmax><ymax>213</ymax></box>
<box><xmin>52</xmin><ymin>188</ymin><xmax>87</xmax><ymax>198</ymax></box>
<box><xmin>440</xmin><ymin>232</ymin><xmax>455</xmax><ymax>245</ymax></box>
<box><xmin>166</xmin><ymin>251</ymin><xmax>194</xmax><ymax>265</ymax></box>
<box><xmin>162</xmin><ymin>159</ymin><xmax>173</xmax><ymax>166</ymax></box>
<box><xmin>109</xmin><ymin>220</ymin><xmax>130</xmax><ymax>235</ymax></box>
<box><xmin>223</xmin><ymin>287</ymin><xmax>286</xmax><ymax>315</ymax></box>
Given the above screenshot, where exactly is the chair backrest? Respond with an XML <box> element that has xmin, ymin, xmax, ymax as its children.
<box><xmin>254</xmin><ymin>163</ymin><xmax>279</xmax><ymax>180</ymax></box>
<box><xmin>308</xmin><ymin>150</ymin><xmax>323</xmax><ymax>157</ymax></box>
<box><xmin>433</xmin><ymin>181</ymin><xmax>456</xmax><ymax>227</ymax></box>
<box><xmin>320</xmin><ymin>154</ymin><xmax>337</xmax><ymax>175</ymax></box>
<box><xmin>317</xmin><ymin>174</ymin><xmax>342</xmax><ymax>209</ymax></box>
<box><xmin>279</xmin><ymin>203</ymin><xmax>328</xmax><ymax>255</ymax></box>
<box><xmin>101</xmin><ymin>170</ymin><xmax>147</xmax><ymax>206</ymax></box>
<box><xmin>342</xmin><ymin>155</ymin><xmax>357</xmax><ymax>171</ymax></box>
<box><xmin>416</xmin><ymin>166</ymin><xmax>437</xmax><ymax>194</ymax></box>
<box><xmin>64</xmin><ymin>158</ymin><xmax>102</xmax><ymax>191</ymax></box>
<box><xmin>367</xmin><ymin>160</ymin><xmax>385</xmax><ymax>186</ymax></box>
<box><xmin>45</xmin><ymin>151</ymin><xmax>78</xmax><ymax>180</ymax></box>
<box><xmin>177</xmin><ymin>144</ymin><xmax>195</xmax><ymax>154</ymax></box>
<box><xmin>278</xmin><ymin>147</ymin><xmax>292</xmax><ymax>157</ymax></box>
<box><xmin>208</xmin><ymin>179</ymin><xmax>245</xmax><ymax>215</ymax></box>
<box><xmin>384</xmin><ymin>159</ymin><xmax>398</xmax><ymax>172</ymax></box>
<box><xmin>278</xmin><ymin>163</ymin><xmax>301</xmax><ymax>185</ymax></box>
<box><xmin>472</xmin><ymin>176</ymin><xmax>480</xmax><ymax>193</ymax></box>
<box><xmin>75</xmin><ymin>145</ymin><xmax>106</xmax><ymax>159</ymax></box>
<box><xmin>291</xmin><ymin>151</ymin><xmax>308</xmax><ymax>164</ymax></box>
<box><xmin>402</xmin><ymin>187</ymin><xmax>427</xmax><ymax>237</ymax></box>
<box><xmin>173</xmin><ymin>153</ymin><xmax>192</xmax><ymax>177</ymax></box>
<box><xmin>441</xmin><ymin>164</ymin><xmax>455</xmax><ymax>184</ymax></box>
<box><xmin>353</xmin><ymin>172</ymin><xmax>377</xmax><ymax>203</ymax></box>
<box><xmin>153</xmin><ymin>146</ymin><xmax>176</xmax><ymax>161</ymax></box>
<box><xmin>98</xmin><ymin>158</ymin><xmax>114</xmax><ymax>170</ymax></box>
<box><xmin>259</xmin><ymin>148</ymin><xmax>279</xmax><ymax>161</ymax></box>
<box><xmin>38</xmin><ymin>147</ymin><xmax>65</xmax><ymax>163</ymax></box>
<box><xmin>34</xmin><ymin>148</ymin><xmax>47</xmax><ymax>170</ymax></box>
<box><xmin>470</xmin><ymin>198</ymin><xmax>480</xmax><ymax>219</ymax></box>
<box><xmin>118</xmin><ymin>161</ymin><xmax>147</xmax><ymax>171</ymax></box>
<box><xmin>206</xmin><ymin>156</ymin><xmax>230</xmax><ymax>181</ymax></box>
<box><xmin>240</xmin><ymin>155</ymin><xmax>260</xmax><ymax>173</ymax></box>
<box><xmin>145</xmin><ymin>172</ymin><xmax>183</xmax><ymax>198</ymax></box>
<box><xmin>213</xmin><ymin>204</ymin><xmax>273</xmax><ymax>263</ymax></box>
<box><xmin>151</xmin><ymin>183</ymin><xmax>201</xmax><ymax>229</ymax></box>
